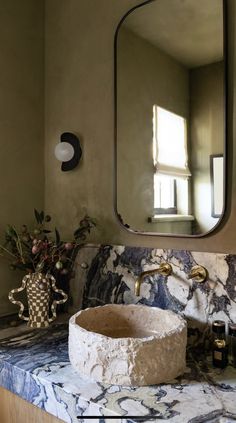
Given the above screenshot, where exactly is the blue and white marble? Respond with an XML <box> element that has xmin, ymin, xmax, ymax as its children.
<box><xmin>1</xmin><ymin>244</ymin><xmax>236</xmax><ymax>422</ymax></box>
<box><xmin>71</xmin><ymin>245</ymin><xmax>236</xmax><ymax>348</ymax></box>
<box><xmin>0</xmin><ymin>323</ymin><xmax>235</xmax><ymax>423</ymax></box>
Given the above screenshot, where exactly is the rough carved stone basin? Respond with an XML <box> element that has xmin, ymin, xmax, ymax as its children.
<box><xmin>69</xmin><ymin>304</ymin><xmax>187</xmax><ymax>386</ymax></box>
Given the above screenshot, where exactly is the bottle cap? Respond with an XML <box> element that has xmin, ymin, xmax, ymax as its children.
<box><xmin>229</xmin><ymin>323</ymin><xmax>236</xmax><ymax>336</ymax></box>
<box><xmin>212</xmin><ymin>320</ymin><xmax>225</xmax><ymax>334</ymax></box>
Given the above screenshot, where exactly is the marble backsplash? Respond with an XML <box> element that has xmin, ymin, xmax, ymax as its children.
<box><xmin>70</xmin><ymin>244</ymin><xmax>236</xmax><ymax>348</ymax></box>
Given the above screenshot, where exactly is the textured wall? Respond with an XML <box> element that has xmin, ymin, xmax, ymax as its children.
<box><xmin>44</xmin><ymin>0</ymin><xmax>235</xmax><ymax>253</ymax></box>
<box><xmin>117</xmin><ymin>28</ymin><xmax>189</xmax><ymax>231</ymax></box>
<box><xmin>190</xmin><ymin>62</ymin><xmax>224</xmax><ymax>233</ymax></box>
<box><xmin>0</xmin><ymin>0</ymin><xmax>45</xmax><ymax>315</ymax></box>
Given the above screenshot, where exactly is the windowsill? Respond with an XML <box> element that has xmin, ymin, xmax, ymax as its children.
<box><xmin>150</xmin><ymin>214</ymin><xmax>194</xmax><ymax>223</ymax></box>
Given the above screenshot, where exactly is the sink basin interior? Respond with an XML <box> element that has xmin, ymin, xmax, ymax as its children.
<box><xmin>75</xmin><ymin>304</ymin><xmax>183</xmax><ymax>339</ymax></box>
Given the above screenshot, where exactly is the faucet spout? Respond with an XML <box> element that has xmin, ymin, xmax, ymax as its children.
<box><xmin>134</xmin><ymin>262</ymin><xmax>172</xmax><ymax>296</ymax></box>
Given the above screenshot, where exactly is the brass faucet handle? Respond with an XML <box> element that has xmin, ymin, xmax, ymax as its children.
<box><xmin>158</xmin><ymin>262</ymin><xmax>172</xmax><ymax>276</ymax></box>
<box><xmin>187</xmin><ymin>265</ymin><xmax>208</xmax><ymax>283</ymax></box>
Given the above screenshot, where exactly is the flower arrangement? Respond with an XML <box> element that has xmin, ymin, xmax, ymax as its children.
<box><xmin>0</xmin><ymin>210</ymin><xmax>96</xmax><ymax>278</ymax></box>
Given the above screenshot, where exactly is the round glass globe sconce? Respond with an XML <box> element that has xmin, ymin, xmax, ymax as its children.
<box><xmin>54</xmin><ymin>132</ymin><xmax>82</xmax><ymax>171</ymax></box>
<box><xmin>55</xmin><ymin>142</ymin><xmax>74</xmax><ymax>162</ymax></box>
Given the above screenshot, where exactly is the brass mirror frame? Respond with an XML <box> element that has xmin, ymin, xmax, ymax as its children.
<box><xmin>114</xmin><ymin>0</ymin><xmax>228</xmax><ymax>238</ymax></box>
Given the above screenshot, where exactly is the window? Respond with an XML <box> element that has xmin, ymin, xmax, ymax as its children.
<box><xmin>153</xmin><ymin>106</ymin><xmax>191</xmax><ymax>215</ymax></box>
<box><xmin>154</xmin><ymin>174</ymin><xmax>177</xmax><ymax>214</ymax></box>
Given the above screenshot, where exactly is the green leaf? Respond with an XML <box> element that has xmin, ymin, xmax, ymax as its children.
<box><xmin>89</xmin><ymin>217</ymin><xmax>97</xmax><ymax>227</ymax></box>
<box><xmin>36</xmin><ymin>261</ymin><xmax>44</xmax><ymax>271</ymax></box>
<box><xmin>73</xmin><ymin>215</ymin><xmax>96</xmax><ymax>241</ymax></box>
<box><xmin>82</xmin><ymin>215</ymin><xmax>96</xmax><ymax>227</ymax></box>
<box><xmin>6</xmin><ymin>225</ymin><xmax>18</xmax><ymax>241</ymax></box>
<box><xmin>73</xmin><ymin>227</ymin><xmax>80</xmax><ymax>237</ymax></box>
<box><xmin>55</xmin><ymin>228</ymin><xmax>60</xmax><ymax>246</ymax></box>
<box><xmin>34</xmin><ymin>209</ymin><xmax>41</xmax><ymax>224</ymax></box>
<box><xmin>74</xmin><ymin>227</ymin><xmax>86</xmax><ymax>238</ymax></box>
<box><xmin>40</xmin><ymin>211</ymin><xmax>44</xmax><ymax>222</ymax></box>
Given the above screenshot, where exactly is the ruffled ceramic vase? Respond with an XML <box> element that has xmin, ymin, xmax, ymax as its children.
<box><xmin>8</xmin><ymin>273</ymin><xmax>68</xmax><ymax>328</ymax></box>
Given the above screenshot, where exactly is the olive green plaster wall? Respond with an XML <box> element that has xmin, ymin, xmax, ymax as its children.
<box><xmin>116</xmin><ymin>28</ymin><xmax>189</xmax><ymax>232</ymax></box>
<box><xmin>45</xmin><ymin>0</ymin><xmax>236</xmax><ymax>254</ymax></box>
<box><xmin>190</xmin><ymin>62</ymin><xmax>224</xmax><ymax>234</ymax></box>
<box><xmin>0</xmin><ymin>0</ymin><xmax>45</xmax><ymax>315</ymax></box>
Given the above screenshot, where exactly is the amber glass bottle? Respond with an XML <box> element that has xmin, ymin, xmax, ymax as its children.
<box><xmin>228</xmin><ymin>323</ymin><xmax>236</xmax><ymax>367</ymax></box>
<box><xmin>212</xmin><ymin>320</ymin><xmax>228</xmax><ymax>368</ymax></box>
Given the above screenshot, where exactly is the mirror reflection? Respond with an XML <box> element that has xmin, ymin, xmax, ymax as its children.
<box><xmin>115</xmin><ymin>0</ymin><xmax>225</xmax><ymax>236</ymax></box>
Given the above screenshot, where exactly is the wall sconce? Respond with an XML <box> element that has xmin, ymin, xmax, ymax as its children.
<box><xmin>54</xmin><ymin>132</ymin><xmax>82</xmax><ymax>171</ymax></box>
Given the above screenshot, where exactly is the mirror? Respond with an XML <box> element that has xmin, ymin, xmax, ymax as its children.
<box><xmin>115</xmin><ymin>0</ymin><xmax>226</xmax><ymax>236</ymax></box>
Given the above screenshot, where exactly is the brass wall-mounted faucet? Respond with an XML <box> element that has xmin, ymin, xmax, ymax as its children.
<box><xmin>187</xmin><ymin>265</ymin><xmax>208</xmax><ymax>283</ymax></box>
<box><xmin>134</xmin><ymin>262</ymin><xmax>172</xmax><ymax>296</ymax></box>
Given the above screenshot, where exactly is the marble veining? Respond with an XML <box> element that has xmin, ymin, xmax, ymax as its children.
<box><xmin>0</xmin><ymin>324</ymin><xmax>235</xmax><ymax>422</ymax></box>
<box><xmin>71</xmin><ymin>245</ymin><xmax>236</xmax><ymax>348</ymax></box>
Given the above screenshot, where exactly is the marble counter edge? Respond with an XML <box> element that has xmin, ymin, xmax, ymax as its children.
<box><xmin>0</xmin><ymin>324</ymin><xmax>235</xmax><ymax>423</ymax></box>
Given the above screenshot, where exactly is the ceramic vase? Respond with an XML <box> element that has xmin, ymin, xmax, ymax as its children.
<box><xmin>8</xmin><ymin>273</ymin><xmax>68</xmax><ymax>328</ymax></box>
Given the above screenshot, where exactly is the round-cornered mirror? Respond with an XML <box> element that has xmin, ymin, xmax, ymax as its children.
<box><xmin>115</xmin><ymin>0</ymin><xmax>226</xmax><ymax>237</ymax></box>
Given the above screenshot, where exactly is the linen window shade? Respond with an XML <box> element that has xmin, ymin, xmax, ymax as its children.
<box><xmin>153</xmin><ymin>106</ymin><xmax>191</xmax><ymax>178</ymax></box>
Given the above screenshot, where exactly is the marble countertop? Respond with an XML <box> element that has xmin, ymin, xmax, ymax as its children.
<box><xmin>0</xmin><ymin>322</ymin><xmax>235</xmax><ymax>423</ymax></box>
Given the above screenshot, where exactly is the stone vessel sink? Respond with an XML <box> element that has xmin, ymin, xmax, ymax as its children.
<box><xmin>69</xmin><ymin>304</ymin><xmax>187</xmax><ymax>386</ymax></box>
